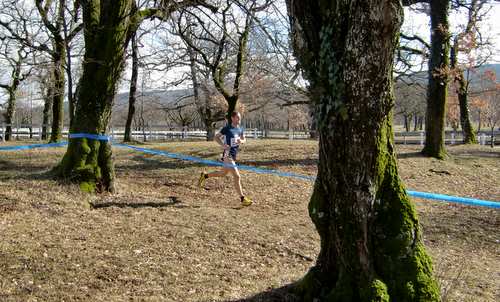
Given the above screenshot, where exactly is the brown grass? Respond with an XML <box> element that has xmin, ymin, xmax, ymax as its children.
<box><xmin>0</xmin><ymin>139</ymin><xmax>499</xmax><ymax>302</ymax></box>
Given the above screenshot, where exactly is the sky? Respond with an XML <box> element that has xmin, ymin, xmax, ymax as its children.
<box><xmin>1</xmin><ymin>1</ymin><xmax>500</xmax><ymax>106</ymax></box>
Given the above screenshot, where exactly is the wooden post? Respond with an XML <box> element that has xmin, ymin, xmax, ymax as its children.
<box><xmin>420</xmin><ymin>132</ymin><xmax>424</xmax><ymax>146</ymax></box>
<box><xmin>254</xmin><ymin>128</ymin><xmax>258</xmax><ymax>139</ymax></box>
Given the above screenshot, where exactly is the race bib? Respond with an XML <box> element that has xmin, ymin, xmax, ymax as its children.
<box><xmin>230</xmin><ymin>135</ymin><xmax>240</xmax><ymax>147</ymax></box>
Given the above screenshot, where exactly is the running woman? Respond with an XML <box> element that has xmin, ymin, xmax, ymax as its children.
<box><xmin>198</xmin><ymin>111</ymin><xmax>252</xmax><ymax>206</ymax></box>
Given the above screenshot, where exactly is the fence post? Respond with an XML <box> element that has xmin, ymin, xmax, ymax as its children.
<box><xmin>420</xmin><ymin>132</ymin><xmax>424</xmax><ymax>146</ymax></box>
<box><xmin>289</xmin><ymin>129</ymin><xmax>293</xmax><ymax>140</ymax></box>
<box><xmin>254</xmin><ymin>128</ymin><xmax>257</xmax><ymax>139</ymax></box>
<box><xmin>481</xmin><ymin>133</ymin><xmax>486</xmax><ymax>145</ymax></box>
<box><xmin>1</xmin><ymin>123</ymin><xmax>4</xmax><ymax>142</ymax></box>
<box><xmin>451</xmin><ymin>132</ymin><xmax>455</xmax><ymax>145</ymax></box>
<box><xmin>39</xmin><ymin>124</ymin><xmax>43</xmax><ymax>140</ymax></box>
<box><xmin>111</xmin><ymin>126</ymin><xmax>115</xmax><ymax>141</ymax></box>
<box><xmin>403</xmin><ymin>134</ymin><xmax>406</xmax><ymax>145</ymax></box>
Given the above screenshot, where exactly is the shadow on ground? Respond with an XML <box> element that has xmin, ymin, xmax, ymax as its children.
<box><xmin>89</xmin><ymin>196</ymin><xmax>199</xmax><ymax>209</ymax></box>
<box><xmin>239</xmin><ymin>158</ymin><xmax>317</xmax><ymax>168</ymax></box>
<box><xmin>220</xmin><ymin>284</ymin><xmax>300</xmax><ymax>302</ymax></box>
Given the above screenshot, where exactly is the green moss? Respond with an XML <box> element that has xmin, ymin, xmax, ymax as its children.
<box><xmin>360</xmin><ymin>279</ymin><xmax>389</xmax><ymax>302</ymax></box>
<box><xmin>79</xmin><ymin>181</ymin><xmax>96</xmax><ymax>193</ymax></box>
<box><xmin>421</xmin><ymin>145</ymin><xmax>447</xmax><ymax>160</ymax></box>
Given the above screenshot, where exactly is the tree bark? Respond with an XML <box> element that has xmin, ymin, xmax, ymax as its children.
<box><xmin>422</xmin><ymin>0</ymin><xmax>450</xmax><ymax>159</ymax></box>
<box><xmin>450</xmin><ymin>38</ymin><xmax>476</xmax><ymax>144</ymax></box>
<box><xmin>286</xmin><ymin>1</ymin><xmax>440</xmax><ymax>301</ymax></box>
<box><xmin>49</xmin><ymin>42</ymin><xmax>66</xmax><ymax>143</ymax></box>
<box><xmin>1</xmin><ymin>57</ymin><xmax>23</xmax><ymax>141</ymax></box>
<box><xmin>42</xmin><ymin>89</ymin><xmax>53</xmax><ymax>140</ymax></box>
<box><xmin>124</xmin><ymin>33</ymin><xmax>138</xmax><ymax>142</ymax></box>
<box><xmin>66</xmin><ymin>41</ymin><xmax>76</xmax><ymax>129</ymax></box>
<box><xmin>3</xmin><ymin>91</ymin><xmax>16</xmax><ymax>141</ymax></box>
<box><xmin>186</xmin><ymin>34</ymin><xmax>218</xmax><ymax>141</ymax></box>
<box><xmin>56</xmin><ymin>0</ymin><xmax>139</xmax><ymax>192</ymax></box>
<box><xmin>308</xmin><ymin>101</ymin><xmax>318</xmax><ymax>139</ymax></box>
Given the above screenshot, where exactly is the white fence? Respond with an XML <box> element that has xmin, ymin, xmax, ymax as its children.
<box><xmin>0</xmin><ymin>123</ymin><xmax>498</xmax><ymax>145</ymax></box>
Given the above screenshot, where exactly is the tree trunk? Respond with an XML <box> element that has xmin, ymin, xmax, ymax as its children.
<box><xmin>309</xmin><ymin>101</ymin><xmax>318</xmax><ymax>139</ymax></box>
<box><xmin>49</xmin><ymin>41</ymin><xmax>67</xmax><ymax>143</ymax></box>
<box><xmin>42</xmin><ymin>84</ymin><xmax>53</xmax><ymax>140</ymax></box>
<box><xmin>186</xmin><ymin>35</ymin><xmax>215</xmax><ymax>142</ymax></box>
<box><xmin>404</xmin><ymin>114</ymin><xmax>411</xmax><ymax>132</ymax></box>
<box><xmin>66</xmin><ymin>42</ymin><xmax>76</xmax><ymax>129</ymax></box>
<box><xmin>226</xmin><ymin>95</ymin><xmax>238</xmax><ymax>123</ymax></box>
<box><xmin>206</xmin><ymin>122</ymin><xmax>216</xmax><ymax>141</ymax></box>
<box><xmin>286</xmin><ymin>1</ymin><xmax>439</xmax><ymax>301</ymax></box>
<box><xmin>56</xmin><ymin>0</ymin><xmax>138</xmax><ymax>192</ymax></box>
<box><xmin>2</xmin><ymin>58</ymin><xmax>23</xmax><ymax>141</ymax></box>
<box><xmin>124</xmin><ymin>33</ymin><xmax>138</xmax><ymax>142</ymax></box>
<box><xmin>4</xmin><ymin>91</ymin><xmax>16</xmax><ymax>141</ymax></box>
<box><xmin>491</xmin><ymin>126</ymin><xmax>495</xmax><ymax>148</ymax></box>
<box><xmin>450</xmin><ymin>38</ymin><xmax>476</xmax><ymax>144</ymax></box>
<box><xmin>422</xmin><ymin>0</ymin><xmax>450</xmax><ymax>159</ymax></box>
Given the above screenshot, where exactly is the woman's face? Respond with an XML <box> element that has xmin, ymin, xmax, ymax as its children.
<box><xmin>231</xmin><ymin>113</ymin><xmax>241</xmax><ymax>125</ymax></box>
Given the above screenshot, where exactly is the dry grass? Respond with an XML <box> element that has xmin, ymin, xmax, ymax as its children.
<box><xmin>0</xmin><ymin>139</ymin><xmax>499</xmax><ymax>302</ymax></box>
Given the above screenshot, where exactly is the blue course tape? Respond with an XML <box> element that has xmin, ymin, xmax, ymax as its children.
<box><xmin>407</xmin><ymin>191</ymin><xmax>500</xmax><ymax>209</ymax></box>
<box><xmin>0</xmin><ymin>142</ymin><xmax>68</xmax><ymax>151</ymax></box>
<box><xmin>1</xmin><ymin>140</ymin><xmax>498</xmax><ymax>209</ymax></box>
<box><xmin>116</xmin><ymin>144</ymin><xmax>499</xmax><ymax>209</ymax></box>
<box><xmin>69</xmin><ymin>133</ymin><xmax>110</xmax><ymax>141</ymax></box>
<box><xmin>115</xmin><ymin>143</ymin><xmax>315</xmax><ymax>181</ymax></box>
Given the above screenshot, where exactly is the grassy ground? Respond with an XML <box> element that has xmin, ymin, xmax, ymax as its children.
<box><xmin>0</xmin><ymin>139</ymin><xmax>499</xmax><ymax>302</ymax></box>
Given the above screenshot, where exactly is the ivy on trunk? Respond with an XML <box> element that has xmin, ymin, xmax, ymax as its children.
<box><xmin>286</xmin><ymin>1</ymin><xmax>440</xmax><ymax>301</ymax></box>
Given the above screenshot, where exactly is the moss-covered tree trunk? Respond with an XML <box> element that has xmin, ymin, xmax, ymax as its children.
<box><xmin>456</xmin><ymin>72</ymin><xmax>476</xmax><ymax>144</ymax></box>
<box><xmin>422</xmin><ymin>0</ymin><xmax>450</xmax><ymax>159</ymax></box>
<box><xmin>450</xmin><ymin>36</ymin><xmax>476</xmax><ymax>144</ymax></box>
<box><xmin>286</xmin><ymin>1</ymin><xmax>440</xmax><ymax>301</ymax></box>
<box><xmin>56</xmin><ymin>0</ymin><xmax>205</xmax><ymax>191</ymax></box>
<box><xmin>49</xmin><ymin>43</ymin><xmax>66</xmax><ymax>143</ymax></box>
<box><xmin>124</xmin><ymin>33</ymin><xmax>138</xmax><ymax>143</ymax></box>
<box><xmin>3</xmin><ymin>91</ymin><xmax>16</xmax><ymax>141</ymax></box>
<box><xmin>57</xmin><ymin>0</ymin><xmax>139</xmax><ymax>192</ymax></box>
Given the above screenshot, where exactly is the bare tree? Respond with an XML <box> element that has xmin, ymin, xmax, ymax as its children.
<box><xmin>176</xmin><ymin>0</ymin><xmax>272</xmax><ymax>123</ymax></box>
<box><xmin>0</xmin><ymin>0</ymin><xmax>83</xmax><ymax>142</ymax></box>
<box><xmin>449</xmin><ymin>0</ymin><xmax>494</xmax><ymax>144</ymax></box>
<box><xmin>0</xmin><ymin>40</ymin><xmax>31</xmax><ymax>141</ymax></box>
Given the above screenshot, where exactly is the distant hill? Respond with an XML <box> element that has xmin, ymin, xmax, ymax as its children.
<box><xmin>477</xmin><ymin>63</ymin><xmax>500</xmax><ymax>78</ymax></box>
<box><xmin>113</xmin><ymin>88</ymin><xmax>192</xmax><ymax>107</ymax></box>
<box><xmin>397</xmin><ymin>63</ymin><xmax>500</xmax><ymax>86</ymax></box>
